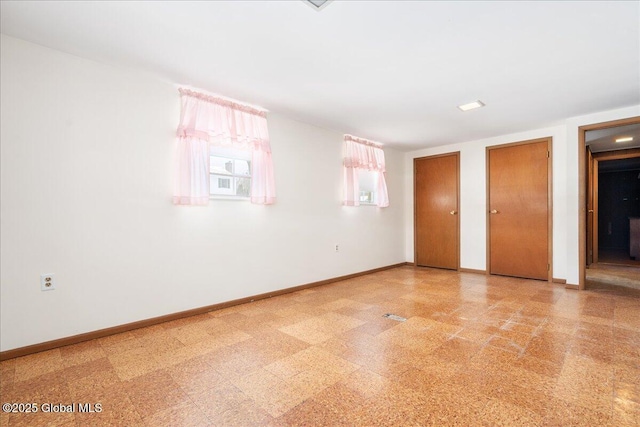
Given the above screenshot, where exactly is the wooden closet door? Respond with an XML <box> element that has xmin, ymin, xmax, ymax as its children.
<box><xmin>415</xmin><ymin>153</ymin><xmax>459</xmax><ymax>270</ymax></box>
<box><xmin>488</xmin><ymin>139</ymin><xmax>551</xmax><ymax>281</ymax></box>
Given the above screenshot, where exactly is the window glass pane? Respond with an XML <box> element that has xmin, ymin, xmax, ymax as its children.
<box><xmin>358</xmin><ymin>170</ymin><xmax>378</xmax><ymax>204</ymax></box>
<box><xmin>359</xmin><ymin>191</ymin><xmax>374</xmax><ymax>203</ymax></box>
<box><xmin>234</xmin><ymin>159</ymin><xmax>251</xmax><ymax>176</ymax></box>
<box><xmin>209</xmin><ymin>150</ymin><xmax>252</xmax><ymax>198</ymax></box>
<box><xmin>236</xmin><ymin>177</ymin><xmax>251</xmax><ymax>197</ymax></box>
<box><xmin>210</xmin><ymin>156</ymin><xmax>234</xmax><ymax>174</ymax></box>
<box><xmin>210</xmin><ymin>174</ymin><xmax>234</xmax><ymax>195</ymax></box>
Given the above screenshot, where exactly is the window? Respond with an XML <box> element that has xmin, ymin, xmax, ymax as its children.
<box><xmin>359</xmin><ymin>191</ymin><xmax>374</xmax><ymax>203</ymax></box>
<box><xmin>342</xmin><ymin>134</ymin><xmax>389</xmax><ymax>207</ymax></box>
<box><xmin>358</xmin><ymin>170</ymin><xmax>378</xmax><ymax>205</ymax></box>
<box><xmin>209</xmin><ymin>147</ymin><xmax>251</xmax><ymax>198</ymax></box>
<box><xmin>173</xmin><ymin>88</ymin><xmax>275</xmax><ymax>206</ymax></box>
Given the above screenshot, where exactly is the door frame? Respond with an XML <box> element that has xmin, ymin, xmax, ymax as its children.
<box><xmin>486</xmin><ymin>137</ymin><xmax>553</xmax><ymax>282</ymax></box>
<box><xmin>413</xmin><ymin>151</ymin><xmax>461</xmax><ymax>270</ymax></box>
<box><xmin>578</xmin><ymin>116</ymin><xmax>640</xmax><ymax>290</ymax></box>
<box><xmin>588</xmin><ymin>149</ymin><xmax>640</xmax><ymax>267</ymax></box>
<box><xmin>586</xmin><ymin>146</ymin><xmax>595</xmax><ymax>265</ymax></box>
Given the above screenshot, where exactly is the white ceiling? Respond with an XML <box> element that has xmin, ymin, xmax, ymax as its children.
<box><xmin>586</xmin><ymin>123</ymin><xmax>640</xmax><ymax>153</ymax></box>
<box><xmin>1</xmin><ymin>1</ymin><xmax>639</xmax><ymax>151</ymax></box>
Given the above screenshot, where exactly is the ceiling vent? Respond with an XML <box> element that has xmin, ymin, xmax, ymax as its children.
<box><xmin>303</xmin><ymin>0</ymin><xmax>333</xmax><ymax>11</ymax></box>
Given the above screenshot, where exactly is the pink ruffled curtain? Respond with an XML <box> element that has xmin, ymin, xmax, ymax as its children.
<box><xmin>342</xmin><ymin>135</ymin><xmax>389</xmax><ymax>208</ymax></box>
<box><xmin>173</xmin><ymin>89</ymin><xmax>275</xmax><ymax>205</ymax></box>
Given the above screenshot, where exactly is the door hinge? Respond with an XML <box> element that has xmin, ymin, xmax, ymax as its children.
<box><xmin>547</xmin><ymin>151</ymin><xmax>550</xmax><ymax>158</ymax></box>
<box><xmin>547</xmin><ymin>263</ymin><xmax>550</xmax><ymax>271</ymax></box>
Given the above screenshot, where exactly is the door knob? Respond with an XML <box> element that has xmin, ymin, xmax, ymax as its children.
<box><xmin>490</xmin><ymin>209</ymin><xmax>499</xmax><ymax>214</ymax></box>
<box><xmin>449</xmin><ymin>210</ymin><xmax>457</xmax><ymax>215</ymax></box>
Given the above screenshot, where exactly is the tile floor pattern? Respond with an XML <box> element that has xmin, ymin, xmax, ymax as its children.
<box><xmin>1</xmin><ymin>266</ymin><xmax>639</xmax><ymax>426</ymax></box>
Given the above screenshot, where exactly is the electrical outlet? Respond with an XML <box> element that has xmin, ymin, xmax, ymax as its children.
<box><xmin>41</xmin><ymin>274</ymin><xmax>56</xmax><ymax>291</ymax></box>
<box><xmin>335</xmin><ymin>244</ymin><xmax>339</xmax><ymax>252</ymax></box>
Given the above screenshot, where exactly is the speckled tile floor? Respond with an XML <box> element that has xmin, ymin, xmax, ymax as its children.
<box><xmin>1</xmin><ymin>266</ymin><xmax>639</xmax><ymax>426</ymax></box>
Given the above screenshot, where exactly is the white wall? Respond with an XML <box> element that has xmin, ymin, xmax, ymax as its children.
<box><xmin>404</xmin><ymin>105</ymin><xmax>640</xmax><ymax>285</ymax></box>
<box><xmin>0</xmin><ymin>35</ymin><xmax>406</xmax><ymax>351</ymax></box>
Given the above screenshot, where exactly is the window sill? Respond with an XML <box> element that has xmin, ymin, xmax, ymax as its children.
<box><xmin>209</xmin><ymin>195</ymin><xmax>250</xmax><ymax>202</ymax></box>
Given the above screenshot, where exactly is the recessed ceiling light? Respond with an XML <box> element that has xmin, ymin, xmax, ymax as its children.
<box><xmin>615</xmin><ymin>136</ymin><xmax>633</xmax><ymax>143</ymax></box>
<box><xmin>458</xmin><ymin>100</ymin><xmax>485</xmax><ymax>112</ymax></box>
<box><xmin>303</xmin><ymin>0</ymin><xmax>333</xmax><ymax>11</ymax></box>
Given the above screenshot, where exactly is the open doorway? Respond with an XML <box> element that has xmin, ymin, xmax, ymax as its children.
<box><xmin>581</xmin><ymin>118</ymin><xmax>640</xmax><ymax>293</ymax></box>
<box><xmin>593</xmin><ymin>154</ymin><xmax>640</xmax><ymax>265</ymax></box>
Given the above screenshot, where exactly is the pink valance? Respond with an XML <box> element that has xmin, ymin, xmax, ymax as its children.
<box><xmin>343</xmin><ymin>135</ymin><xmax>389</xmax><ymax>208</ymax></box>
<box><xmin>173</xmin><ymin>89</ymin><xmax>276</xmax><ymax>205</ymax></box>
<box><xmin>176</xmin><ymin>88</ymin><xmax>271</xmax><ymax>152</ymax></box>
<box><xmin>343</xmin><ymin>134</ymin><xmax>387</xmax><ymax>172</ymax></box>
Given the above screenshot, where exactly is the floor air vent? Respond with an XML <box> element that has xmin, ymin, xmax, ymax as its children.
<box><xmin>383</xmin><ymin>313</ymin><xmax>407</xmax><ymax>322</ymax></box>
